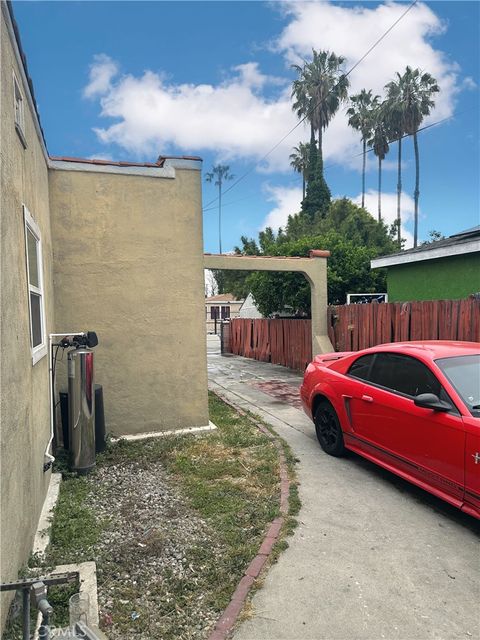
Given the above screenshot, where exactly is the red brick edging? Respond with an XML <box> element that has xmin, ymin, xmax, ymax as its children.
<box><xmin>208</xmin><ymin>392</ymin><xmax>291</xmax><ymax>640</ymax></box>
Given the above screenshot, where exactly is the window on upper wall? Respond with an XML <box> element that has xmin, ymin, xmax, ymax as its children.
<box><xmin>211</xmin><ymin>306</ymin><xmax>220</xmax><ymax>320</ymax></box>
<box><xmin>13</xmin><ymin>71</ymin><xmax>27</xmax><ymax>148</ymax></box>
<box><xmin>24</xmin><ymin>206</ymin><xmax>47</xmax><ymax>364</ymax></box>
<box><xmin>221</xmin><ymin>306</ymin><xmax>230</xmax><ymax>320</ymax></box>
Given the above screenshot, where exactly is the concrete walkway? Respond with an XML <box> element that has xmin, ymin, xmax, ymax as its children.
<box><xmin>207</xmin><ymin>338</ymin><xmax>480</xmax><ymax>640</ymax></box>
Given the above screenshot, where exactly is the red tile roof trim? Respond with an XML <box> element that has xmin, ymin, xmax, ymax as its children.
<box><xmin>204</xmin><ymin>251</ymin><xmax>330</xmax><ymax>259</ymax></box>
<box><xmin>309</xmin><ymin>249</ymin><xmax>331</xmax><ymax>258</ymax></box>
<box><xmin>49</xmin><ymin>155</ymin><xmax>202</xmax><ymax>168</ymax></box>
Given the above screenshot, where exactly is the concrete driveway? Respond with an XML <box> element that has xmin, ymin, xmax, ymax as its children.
<box><xmin>207</xmin><ymin>338</ymin><xmax>480</xmax><ymax>640</ymax></box>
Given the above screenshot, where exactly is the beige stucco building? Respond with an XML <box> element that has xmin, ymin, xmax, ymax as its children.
<box><xmin>1</xmin><ymin>1</ymin><xmax>208</xmax><ymax>626</ymax></box>
<box><xmin>1</xmin><ymin>2</ymin><xmax>55</xmax><ymax>625</ymax></box>
<box><xmin>205</xmin><ymin>293</ymin><xmax>244</xmax><ymax>334</ymax></box>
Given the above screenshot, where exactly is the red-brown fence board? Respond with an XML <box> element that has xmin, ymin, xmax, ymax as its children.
<box><xmin>328</xmin><ymin>298</ymin><xmax>479</xmax><ymax>354</ymax></box>
<box><xmin>229</xmin><ymin>298</ymin><xmax>479</xmax><ymax>371</ymax></box>
<box><xmin>229</xmin><ymin>318</ymin><xmax>312</xmax><ymax>371</ymax></box>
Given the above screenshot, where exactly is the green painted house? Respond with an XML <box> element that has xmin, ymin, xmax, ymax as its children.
<box><xmin>371</xmin><ymin>226</ymin><xmax>480</xmax><ymax>302</ymax></box>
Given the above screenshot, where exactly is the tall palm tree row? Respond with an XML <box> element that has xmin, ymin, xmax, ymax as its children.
<box><xmin>289</xmin><ymin>55</ymin><xmax>439</xmax><ymax>245</ymax></box>
<box><xmin>384</xmin><ymin>67</ymin><xmax>439</xmax><ymax>247</ymax></box>
<box><xmin>347</xmin><ymin>90</ymin><xmax>379</xmax><ymax>209</ymax></box>
<box><xmin>347</xmin><ymin>67</ymin><xmax>438</xmax><ymax>247</ymax></box>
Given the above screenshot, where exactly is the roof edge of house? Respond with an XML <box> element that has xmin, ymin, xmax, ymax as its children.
<box><xmin>371</xmin><ymin>239</ymin><xmax>480</xmax><ymax>269</ymax></box>
<box><xmin>3</xmin><ymin>1</ymin><xmax>49</xmax><ymax>159</ymax></box>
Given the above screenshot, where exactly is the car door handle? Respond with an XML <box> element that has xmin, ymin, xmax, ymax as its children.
<box><xmin>361</xmin><ymin>395</ymin><xmax>374</xmax><ymax>403</ymax></box>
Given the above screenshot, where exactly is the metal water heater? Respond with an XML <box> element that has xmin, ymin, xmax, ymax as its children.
<box><xmin>67</xmin><ymin>333</ymin><xmax>98</xmax><ymax>473</ymax></box>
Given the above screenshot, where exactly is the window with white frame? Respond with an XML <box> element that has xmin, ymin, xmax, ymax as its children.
<box><xmin>24</xmin><ymin>206</ymin><xmax>47</xmax><ymax>364</ymax></box>
<box><xmin>13</xmin><ymin>71</ymin><xmax>26</xmax><ymax>146</ymax></box>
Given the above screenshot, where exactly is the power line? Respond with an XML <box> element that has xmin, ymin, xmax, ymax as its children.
<box><xmin>202</xmin><ymin>0</ymin><xmax>418</xmax><ymax>212</ymax></box>
<box><xmin>323</xmin><ymin>108</ymin><xmax>467</xmax><ymax>171</ymax></box>
<box><xmin>203</xmin><ymin>107</ymin><xmax>462</xmax><ymax>215</ymax></box>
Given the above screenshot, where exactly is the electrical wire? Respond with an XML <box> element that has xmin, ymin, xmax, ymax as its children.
<box><xmin>202</xmin><ymin>0</ymin><xmax>418</xmax><ymax>212</ymax></box>
<box><xmin>203</xmin><ymin>108</ymin><xmax>465</xmax><ymax>215</ymax></box>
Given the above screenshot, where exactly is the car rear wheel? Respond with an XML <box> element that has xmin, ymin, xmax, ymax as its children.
<box><xmin>314</xmin><ymin>400</ymin><xmax>345</xmax><ymax>457</ymax></box>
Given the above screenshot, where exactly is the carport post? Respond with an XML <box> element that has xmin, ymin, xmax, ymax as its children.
<box><xmin>305</xmin><ymin>250</ymin><xmax>333</xmax><ymax>356</ymax></box>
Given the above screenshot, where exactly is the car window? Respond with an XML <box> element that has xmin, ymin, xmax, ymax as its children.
<box><xmin>436</xmin><ymin>355</ymin><xmax>480</xmax><ymax>417</ymax></box>
<box><xmin>368</xmin><ymin>353</ymin><xmax>442</xmax><ymax>398</ymax></box>
<box><xmin>348</xmin><ymin>354</ymin><xmax>375</xmax><ymax>381</ymax></box>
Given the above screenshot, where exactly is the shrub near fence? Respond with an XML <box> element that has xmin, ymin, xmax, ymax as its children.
<box><xmin>229</xmin><ymin>318</ymin><xmax>312</xmax><ymax>371</ymax></box>
<box><xmin>328</xmin><ymin>297</ymin><xmax>480</xmax><ymax>352</ymax></box>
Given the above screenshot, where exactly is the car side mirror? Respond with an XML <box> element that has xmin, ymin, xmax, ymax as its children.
<box><xmin>414</xmin><ymin>393</ymin><xmax>451</xmax><ymax>412</ymax></box>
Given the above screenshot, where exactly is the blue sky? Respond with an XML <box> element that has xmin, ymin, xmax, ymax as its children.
<box><xmin>14</xmin><ymin>1</ymin><xmax>479</xmax><ymax>252</ymax></box>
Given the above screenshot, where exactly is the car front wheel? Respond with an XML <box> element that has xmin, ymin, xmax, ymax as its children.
<box><xmin>314</xmin><ymin>400</ymin><xmax>345</xmax><ymax>457</ymax></box>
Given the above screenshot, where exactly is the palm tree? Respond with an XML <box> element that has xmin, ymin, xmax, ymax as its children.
<box><xmin>205</xmin><ymin>165</ymin><xmax>234</xmax><ymax>254</ymax></box>
<box><xmin>347</xmin><ymin>90</ymin><xmax>379</xmax><ymax>209</ymax></box>
<box><xmin>368</xmin><ymin>104</ymin><xmax>390</xmax><ymax>222</ymax></box>
<box><xmin>384</xmin><ymin>79</ymin><xmax>406</xmax><ymax>248</ymax></box>
<box><xmin>289</xmin><ymin>142</ymin><xmax>310</xmax><ymax>200</ymax></box>
<box><xmin>292</xmin><ymin>50</ymin><xmax>349</xmax><ymax>179</ymax></box>
<box><xmin>386</xmin><ymin>67</ymin><xmax>439</xmax><ymax>247</ymax></box>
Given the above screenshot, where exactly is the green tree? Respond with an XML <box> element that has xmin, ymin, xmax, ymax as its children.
<box><xmin>368</xmin><ymin>104</ymin><xmax>390</xmax><ymax>223</ymax></box>
<box><xmin>232</xmin><ymin>199</ymin><xmax>398</xmax><ymax>314</ymax></box>
<box><xmin>347</xmin><ymin>90</ymin><xmax>379</xmax><ymax>209</ymax></box>
<box><xmin>291</xmin><ymin>50</ymin><xmax>349</xmax><ymax>218</ymax></box>
<box><xmin>289</xmin><ymin>142</ymin><xmax>310</xmax><ymax>200</ymax></box>
<box><xmin>211</xmin><ymin>235</ymin><xmax>260</xmax><ymax>299</ymax></box>
<box><xmin>422</xmin><ymin>229</ymin><xmax>445</xmax><ymax>244</ymax></box>
<box><xmin>205</xmin><ymin>164</ymin><xmax>234</xmax><ymax>254</ymax></box>
<box><xmin>386</xmin><ymin>67</ymin><xmax>439</xmax><ymax>247</ymax></box>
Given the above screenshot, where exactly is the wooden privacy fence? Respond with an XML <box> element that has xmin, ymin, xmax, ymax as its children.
<box><xmin>229</xmin><ymin>298</ymin><xmax>479</xmax><ymax>371</ymax></box>
<box><xmin>328</xmin><ymin>298</ymin><xmax>480</xmax><ymax>352</ymax></box>
<box><xmin>229</xmin><ymin>318</ymin><xmax>312</xmax><ymax>371</ymax></box>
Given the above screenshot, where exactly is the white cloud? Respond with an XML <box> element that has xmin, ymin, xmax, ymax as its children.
<box><xmin>352</xmin><ymin>189</ymin><xmax>415</xmax><ymax>248</ymax></box>
<box><xmin>84</xmin><ymin>2</ymin><xmax>466</xmax><ymax>173</ymax></box>
<box><xmin>86</xmin><ymin>152</ymin><xmax>113</xmax><ymax>161</ymax></box>
<box><xmin>262</xmin><ymin>184</ymin><xmax>303</xmax><ymax>230</ymax></box>
<box><xmin>83</xmin><ymin>54</ymin><xmax>119</xmax><ymax>99</ymax></box>
<box><xmin>461</xmin><ymin>76</ymin><xmax>477</xmax><ymax>91</ymax></box>
<box><xmin>89</xmin><ymin>60</ymin><xmax>295</xmax><ymax>170</ymax></box>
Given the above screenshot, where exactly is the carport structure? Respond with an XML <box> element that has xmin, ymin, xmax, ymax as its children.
<box><xmin>204</xmin><ymin>250</ymin><xmax>333</xmax><ymax>355</ymax></box>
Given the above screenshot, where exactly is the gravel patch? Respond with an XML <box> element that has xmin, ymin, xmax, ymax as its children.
<box><xmin>86</xmin><ymin>458</ymin><xmax>225</xmax><ymax>639</ymax></box>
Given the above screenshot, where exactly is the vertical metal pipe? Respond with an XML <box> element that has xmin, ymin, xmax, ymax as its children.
<box><xmin>22</xmin><ymin>588</ymin><xmax>30</xmax><ymax>640</ymax></box>
<box><xmin>38</xmin><ymin>617</ymin><xmax>49</xmax><ymax>640</ymax></box>
<box><xmin>68</xmin><ymin>348</ymin><xmax>95</xmax><ymax>473</ymax></box>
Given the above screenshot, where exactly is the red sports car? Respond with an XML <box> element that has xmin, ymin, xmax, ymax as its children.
<box><xmin>300</xmin><ymin>341</ymin><xmax>480</xmax><ymax>519</ymax></box>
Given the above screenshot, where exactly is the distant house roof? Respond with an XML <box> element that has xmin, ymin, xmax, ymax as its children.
<box><xmin>205</xmin><ymin>294</ymin><xmax>242</xmax><ymax>303</ymax></box>
<box><xmin>371</xmin><ymin>226</ymin><xmax>480</xmax><ymax>269</ymax></box>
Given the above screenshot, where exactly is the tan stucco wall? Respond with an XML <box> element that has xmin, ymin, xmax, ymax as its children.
<box><xmin>49</xmin><ymin>165</ymin><xmax>209</xmax><ymax>436</ymax></box>
<box><xmin>1</xmin><ymin>5</ymin><xmax>54</xmax><ymax>626</ymax></box>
